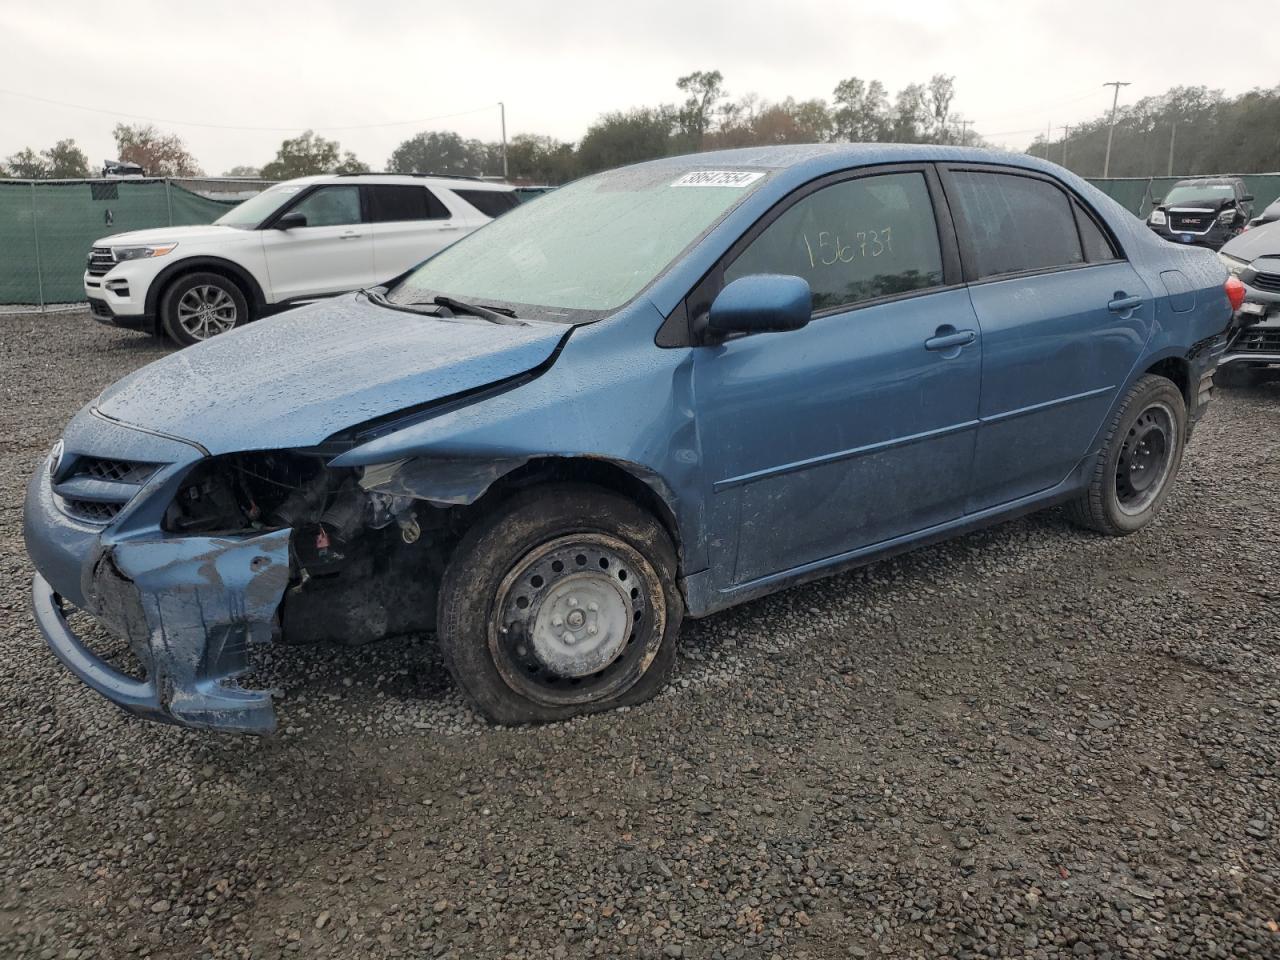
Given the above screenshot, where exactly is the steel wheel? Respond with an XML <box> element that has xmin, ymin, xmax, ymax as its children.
<box><xmin>176</xmin><ymin>284</ymin><xmax>238</xmax><ymax>340</ymax></box>
<box><xmin>1114</xmin><ymin>400</ymin><xmax>1175</xmax><ymax>516</ymax></box>
<box><xmin>489</xmin><ymin>533</ymin><xmax>665</xmax><ymax>708</ymax></box>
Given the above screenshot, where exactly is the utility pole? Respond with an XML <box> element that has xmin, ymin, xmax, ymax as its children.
<box><xmin>1059</xmin><ymin>125</ymin><xmax>1071</xmax><ymax>167</ymax></box>
<box><xmin>956</xmin><ymin>118</ymin><xmax>973</xmax><ymax>145</ymax></box>
<box><xmin>1101</xmin><ymin>81</ymin><xmax>1130</xmax><ymax>178</ymax></box>
<box><xmin>1167</xmin><ymin>121</ymin><xmax>1176</xmax><ymax>177</ymax></box>
<box><xmin>499</xmin><ymin>101</ymin><xmax>509</xmax><ymax>180</ymax></box>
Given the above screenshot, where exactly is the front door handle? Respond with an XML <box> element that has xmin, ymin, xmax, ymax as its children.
<box><xmin>924</xmin><ymin>328</ymin><xmax>977</xmax><ymax>351</ymax></box>
<box><xmin>1108</xmin><ymin>293</ymin><xmax>1143</xmax><ymax>313</ymax></box>
<box><xmin>339</xmin><ymin>231</ymin><xmax>362</xmax><ymax>240</ymax></box>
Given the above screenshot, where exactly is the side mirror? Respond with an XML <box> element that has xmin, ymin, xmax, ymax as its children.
<box><xmin>705</xmin><ymin>275</ymin><xmax>812</xmax><ymax>339</ymax></box>
<box><xmin>1242</xmin><ymin>194</ymin><xmax>1255</xmax><ymax>203</ymax></box>
<box><xmin>1150</xmin><ymin>197</ymin><xmax>1162</xmax><ymax>206</ymax></box>
<box><xmin>276</xmin><ymin>211</ymin><xmax>307</xmax><ymax>229</ymax></box>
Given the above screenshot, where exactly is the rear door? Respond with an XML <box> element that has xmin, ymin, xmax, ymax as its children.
<box><xmin>260</xmin><ymin>185</ymin><xmax>375</xmax><ymax>302</ymax></box>
<box><xmin>939</xmin><ymin>166</ymin><xmax>1154</xmax><ymax>511</ymax></box>
<box><xmin>366</xmin><ymin>184</ymin><xmax>459</xmax><ymax>281</ymax></box>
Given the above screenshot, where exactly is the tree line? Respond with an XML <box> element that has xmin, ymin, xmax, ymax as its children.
<box><xmin>3</xmin><ymin>75</ymin><xmax>1278</xmax><ymax>184</ymax></box>
<box><xmin>1031</xmin><ymin>85</ymin><xmax>1280</xmax><ymax>179</ymax></box>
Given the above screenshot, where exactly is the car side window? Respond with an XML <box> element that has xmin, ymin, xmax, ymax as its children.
<box><xmin>948</xmin><ymin>171</ymin><xmax>1083</xmax><ymax>279</ymax></box>
<box><xmin>368</xmin><ymin>185</ymin><xmax>450</xmax><ymax>222</ymax></box>
<box><xmin>724</xmin><ymin>171</ymin><xmax>944</xmax><ymax>312</ymax></box>
<box><xmin>1073</xmin><ymin>201</ymin><xmax>1118</xmax><ymax>262</ymax></box>
<box><xmin>287</xmin><ymin>186</ymin><xmax>362</xmax><ymax>228</ymax></box>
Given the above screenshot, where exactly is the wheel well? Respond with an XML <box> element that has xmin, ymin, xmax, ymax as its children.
<box><xmin>150</xmin><ymin>260</ymin><xmax>262</xmax><ymax>324</ymax></box>
<box><xmin>1144</xmin><ymin>357</ymin><xmax>1190</xmax><ymax>407</ymax></box>
<box><xmin>470</xmin><ymin>457</ymin><xmax>684</xmax><ymax>571</ymax></box>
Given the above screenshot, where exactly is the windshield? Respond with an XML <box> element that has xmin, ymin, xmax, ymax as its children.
<box><xmin>214</xmin><ymin>183</ymin><xmax>307</xmax><ymax>228</ymax></box>
<box><xmin>389</xmin><ymin>165</ymin><xmax>769</xmax><ymax>318</ymax></box>
<box><xmin>1164</xmin><ymin>184</ymin><xmax>1234</xmax><ymax>206</ymax></box>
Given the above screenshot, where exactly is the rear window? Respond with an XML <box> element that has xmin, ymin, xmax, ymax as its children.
<box><xmin>948</xmin><ymin>171</ymin><xmax>1084</xmax><ymax>279</ymax></box>
<box><xmin>453</xmin><ymin>189</ymin><xmax>521</xmax><ymax>219</ymax></box>
<box><xmin>368</xmin><ymin>185</ymin><xmax>449</xmax><ymax>222</ymax></box>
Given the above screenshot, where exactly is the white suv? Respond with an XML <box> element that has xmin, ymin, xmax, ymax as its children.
<box><xmin>83</xmin><ymin>173</ymin><xmax>520</xmax><ymax>346</ymax></box>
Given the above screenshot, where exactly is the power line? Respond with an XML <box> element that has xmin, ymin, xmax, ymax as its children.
<box><xmin>0</xmin><ymin>87</ymin><xmax>499</xmax><ymax>133</ymax></box>
<box><xmin>1101</xmin><ymin>80</ymin><xmax>1131</xmax><ymax>177</ymax></box>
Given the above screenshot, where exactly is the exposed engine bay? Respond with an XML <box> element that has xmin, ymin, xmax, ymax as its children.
<box><xmin>163</xmin><ymin>452</ymin><xmax>453</xmax><ymax>646</ymax></box>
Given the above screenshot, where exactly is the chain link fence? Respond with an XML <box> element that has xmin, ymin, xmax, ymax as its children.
<box><xmin>0</xmin><ymin>177</ymin><xmax>272</xmax><ymax>311</ymax></box>
<box><xmin>1085</xmin><ymin>173</ymin><xmax>1280</xmax><ymax>218</ymax></box>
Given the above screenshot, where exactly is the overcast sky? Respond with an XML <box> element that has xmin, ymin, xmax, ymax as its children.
<box><xmin>3</xmin><ymin>0</ymin><xmax>1273</xmax><ymax>177</ymax></box>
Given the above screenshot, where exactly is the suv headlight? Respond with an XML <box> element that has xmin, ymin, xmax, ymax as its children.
<box><xmin>111</xmin><ymin>243</ymin><xmax>178</xmax><ymax>262</ymax></box>
<box><xmin>1218</xmin><ymin>252</ymin><xmax>1247</xmax><ymax>276</ymax></box>
<box><xmin>1149</xmin><ymin>210</ymin><xmax>1167</xmax><ymax>226</ymax></box>
<box><xmin>1218</xmin><ymin>209</ymin><xmax>1237</xmax><ymax>223</ymax></box>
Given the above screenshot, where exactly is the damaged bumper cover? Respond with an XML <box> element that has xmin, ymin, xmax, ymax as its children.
<box><xmin>31</xmin><ymin>529</ymin><xmax>291</xmax><ymax>734</ymax></box>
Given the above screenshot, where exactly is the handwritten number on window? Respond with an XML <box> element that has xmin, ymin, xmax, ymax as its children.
<box><xmin>802</xmin><ymin>228</ymin><xmax>893</xmax><ymax>269</ymax></box>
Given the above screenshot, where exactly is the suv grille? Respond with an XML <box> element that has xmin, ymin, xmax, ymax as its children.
<box><xmin>1250</xmin><ymin>270</ymin><xmax>1280</xmax><ymax>294</ymax></box>
<box><xmin>1168</xmin><ymin>211</ymin><xmax>1214</xmax><ymax>234</ymax></box>
<box><xmin>86</xmin><ymin>247</ymin><xmax>115</xmax><ymax>277</ymax></box>
<box><xmin>1230</xmin><ymin>329</ymin><xmax>1280</xmax><ymax>354</ymax></box>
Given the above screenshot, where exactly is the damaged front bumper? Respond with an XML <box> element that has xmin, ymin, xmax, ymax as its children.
<box><xmin>24</xmin><ymin>411</ymin><xmax>299</xmax><ymax>734</ymax></box>
<box><xmin>31</xmin><ymin>530</ymin><xmax>291</xmax><ymax>735</ymax></box>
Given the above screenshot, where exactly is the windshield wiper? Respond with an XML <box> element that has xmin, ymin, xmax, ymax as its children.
<box><xmin>430</xmin><ymin>295</ymin><xmax>526</xmax><ymax>326</ymax></box>
<box><xmin>358</xmin><ymin>288</ymin><xmax>443</xmax><ymax>317</ymax></box>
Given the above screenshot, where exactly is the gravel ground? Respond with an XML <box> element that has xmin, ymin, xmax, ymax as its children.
<box><xmin>1</xmin><ymin>311</ymin><xmax>1278</xmax><ymax>960</ymax></box>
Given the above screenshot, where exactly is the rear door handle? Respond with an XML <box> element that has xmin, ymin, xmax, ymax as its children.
<box><xmin>1108</xmin><ymin>294</ymin><xmax>1143</xmax><ymax>312</ymax></box>
<box><xmin>924</xmin><ymin>329</ymin><xmax>977</xmax><ymax>351</ymax></box>
<box><xmin>339</xmin><ymin>231</ymin><xmax>362</xmax><ymax>240</ymax></box>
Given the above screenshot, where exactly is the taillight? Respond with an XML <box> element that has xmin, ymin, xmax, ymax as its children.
<box><xmin>1225</xmin><ymin>276</ymin><xmax>1246</xmax><ymax>311</ymax></box>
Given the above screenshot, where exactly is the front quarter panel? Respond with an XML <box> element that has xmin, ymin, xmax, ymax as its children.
<box><xmin>330</xmin><ymin>300</ymin><xmax>707</xmax><ymax>572</ymax></box>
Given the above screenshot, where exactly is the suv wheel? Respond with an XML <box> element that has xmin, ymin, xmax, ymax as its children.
<box><xmin>1067</xmin><ymin>374</ymin><xmax>1186</xmax><ymax>536</ymax></box>
<box><xmin>437</xmin><ymin>484</ymin><xmax>683</xmax><ymax>725</ymax></box>
<box><xmin>160</xmin><ymin>272</ymin><xmax>248</xmax><ymax>347</ymax></box>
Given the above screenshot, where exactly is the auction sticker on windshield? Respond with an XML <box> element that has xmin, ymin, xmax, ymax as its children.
<box><xmin>672</xmin><ymin>171</ymin><xmax>764</xmax><ymax>188</ymax></box>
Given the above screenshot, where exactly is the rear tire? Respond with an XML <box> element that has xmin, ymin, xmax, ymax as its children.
<box><xmin>1067</xmin><ymin>374</ymin><xmax>1186</xmax><ymax>536</ymax></box>
<box><xmin>160</xmin><ymin>272</ymin><xmax>248</xmax><ymax>347</ymax></box>
<box><xmin>437</xmin><ymin>484</ymin><xmax>683</xmax><ymax>725</ymax></box>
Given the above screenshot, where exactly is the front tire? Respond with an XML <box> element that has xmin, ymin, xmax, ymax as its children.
<box><xmin>160</xmin><ymin>272</ymin><xmax>248</xmax><ymax>347</ymax></box>
<box><xmin>437</xmin><ymin>484</ymin><xmax>683</xmax><ymax>725</ymax></box>
<box><xmin>1067</xmin><ymin>374</ymin><xmax>1186</xmax><ymax>536</ymax></box>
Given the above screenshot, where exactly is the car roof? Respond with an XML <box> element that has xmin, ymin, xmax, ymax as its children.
<box><xmin>1172</xmin><ymin>177</ymin><xmax>1241</xmax><ymax>187</ymax></box>
<box><xmin>281</xmin><ymin>173</ymin><xmax>514</xmax><ymax>191</ymax></box>
<box><xmin>621</xmin><ymin>142</ymin><xmax>1092</xmax><ymax>185</ymax></box>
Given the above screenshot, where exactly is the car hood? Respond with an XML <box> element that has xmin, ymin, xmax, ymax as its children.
<box><xmin>1222</xmin><ymin>220</ymin><xmax>1280</xmax><ymax>261</ymax></box>
<box><xmin>95</xmin><ymin>224</ymin><xmax>247</xmax><ymax>247</ymax></box>
<box><xmin>95</xmin><ymin>295</ymin><xmax>570</xmax><ymax>455</ymax></box>
<box><xmin>1160</xmin><ymin>198</ymin><xmax>1230</xmax><ymax>213</ymax></box>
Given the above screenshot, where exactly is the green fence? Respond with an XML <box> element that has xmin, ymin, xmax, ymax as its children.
<box><xmin>1086</xmin><ymin>174</ymin><xmax>1280</xmax><ymax>218</ymax></box>
<box><xmin>0</xmin><ymin>178</ymin><xmax>270</xmax><ymax>307</ymax></box>
<box><xmin>3</xmin><ymin>171</ymin><xmax>1279</xmax><ymax>308</ymax></box>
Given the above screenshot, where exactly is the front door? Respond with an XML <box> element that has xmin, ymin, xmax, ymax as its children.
<box><xmin>261</xmin><ymin>184</ymin><xmax>375</xmax><ymax>302</ymax></box>
<box><xmin>693</xmin><ymin>167</ymin><xmax>983</xmax><ymax>590</ymax></box>
<box><xmin>939</xmin><ymin>166</ymin><xmax>1155</xmax><ymax>511</ymax></box>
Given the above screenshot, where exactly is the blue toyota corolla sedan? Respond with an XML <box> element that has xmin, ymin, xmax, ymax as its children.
<box><xmin>24</xmin><ymin>144</ymin><xmax>1241</xmax><ymax>733</ymax></box>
